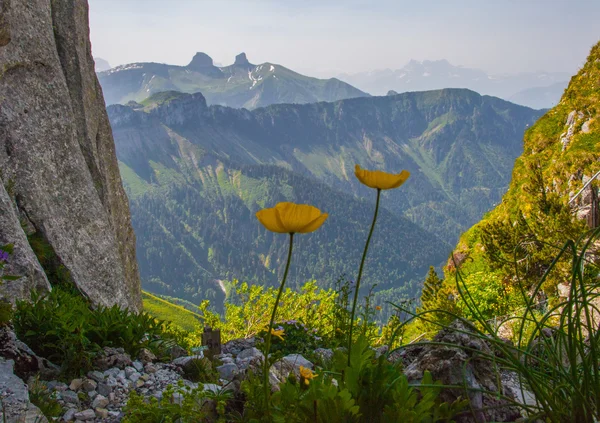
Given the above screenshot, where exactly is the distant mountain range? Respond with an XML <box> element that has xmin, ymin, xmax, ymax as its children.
<box><xmin>97</xmin><ymin>52</ymin><xmax>369</xmax><ymax>109</ymax></box>
<box><xmin>338</xmin><ymin>59</ymin><xmax>570</xmax><ymax>109</ymax></box>
<box><xmin>107</xmin><ymin>88</ymin><xmax>542</xmax><ymax>309</ymax></box>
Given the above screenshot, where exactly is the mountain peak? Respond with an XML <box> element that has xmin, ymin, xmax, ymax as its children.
<box><xmin>187</xmin><ymin>52</ymin><xmax>214</xmax><ymax>68</ymax></box>
<box><xmin>234</xmin><ymin>52</ymin><xmax>250</xmax><ymax>66</ymax></box>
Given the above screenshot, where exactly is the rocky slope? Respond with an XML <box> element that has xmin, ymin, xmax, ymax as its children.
<box><xmin>0</xmin><ymin>0</ymin><xmax>141</xmax><ymax>310</ymax></box>
<box><xmin>446</xmin><ymin>42</ymin><xmax>600</xmax><ymax>300</ymax></box>
<box><xmin>97</xmin><ymin>52</ymin><xmax>369</xmax><ymax>109</ymax></box>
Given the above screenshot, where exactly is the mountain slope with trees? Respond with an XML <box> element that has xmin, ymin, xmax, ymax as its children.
<box><xmin>107</xmin><ymin>89</ymin><xmax>542</xmax><ymax>310</ymax></box>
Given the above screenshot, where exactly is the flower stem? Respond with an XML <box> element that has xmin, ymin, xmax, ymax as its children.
<box><xmin>263</xmin><ymin>232</ymin><xmax>294</xmax><ymax>411</ymax></box>
<box><xmin>347</xmin><ymin>188</ymin><xmax>381</xmax><ymax>366</ymax></box>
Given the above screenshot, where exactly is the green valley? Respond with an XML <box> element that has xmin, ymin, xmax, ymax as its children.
<box><xmin>108</xmin><ymin>88</ymin><xmax>542</xmax><ymax>310</ymax></box>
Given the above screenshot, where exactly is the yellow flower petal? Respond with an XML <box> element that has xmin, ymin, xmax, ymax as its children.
<box><xmin>298</xmin><ymin>213</ymin><xmax>328</xmax><ymax>233</ymax></box>
<box><xmin>354</xmin><ymin>165</ymin><xmax>410</xmax><ymax>190</ymax></box>
<box><xmin>271</xmin><ymin>328</ymin><xmax>285</xmax><ymax>341</ymax></box>
<box><xmin>256</xmin><ymin>208</ymin><xmax>288</xmax><ymax>233</ymax></box>
<box><xmin>256</xmin><ymin>202</ymin><xmax>328</xmax><ymax>234</ymax></box>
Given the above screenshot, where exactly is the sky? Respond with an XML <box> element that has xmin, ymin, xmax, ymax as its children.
<box><xmin>88</xmin><ymin>0</ymin><xmax>600</xmax><ymax>77</ymax></box>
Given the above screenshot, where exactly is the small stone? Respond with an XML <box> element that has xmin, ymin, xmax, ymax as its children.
<box><xmin>97</xmin><ymin>382</ymin><xmax>112</xmax><ymax>396</ymax></box>
<box><xmin>81</xmin><ymin>379</ymin><xmax>97</xmax><ymax>392</ymax></box>
<box><xmin>216</xmin><ymin>363</ymin><xmax>238</xmax><ymax>381</ymax></box>
<box><xmin>69</xmin><ymin>378</ymin><xmax>83</xmax><ymax>391</ymax></box>
<box><xmin>108</xmin><ymin>392</ymin><xmax>116</xmax><ymax>402</ymax></box>
<box><xmin>60</xmin><ymin>390</ymin><xmax>80</xmax><ymax>405</ymax></box>
<box><xmin>140</xmin><ymin>373</ymin><xmax>150</xmax><ymax>381</ymax></box>
<box><xmin>106</xmin><ymin>376</ymin><xmax>118</xmax><ymax>387</ymax></box>
<box><xmin>124</xmin><ymin>366</ymin><xmax>137</xmax><ymax>377</ymax></box>
<box><xmin>103</xmin><ymin>368</ymin><xmax>120</xmax><ymax>378</ymax></box>
<box><xmin>282</xmin><ymin>354</ymin><xmax>313</xmax><ymax>369</ymax></box>
<box><xmin>63</xmin><ymin>408</ymin><xmax>77</xmax><ymax>421</ymax></box>
<box><xmin>138</xmin><ymin>348</ymin><xmax>157</xmax><ymax>363</ymax></box>
<box><xmin>129</xmin><ymin>372</ymin><xmax>141</xmax><ymax>383</ymax></box>
<box><xmin>74</xmin><ymin>409</ymin><xmax>96</xmax><ymax>420</ymax></box>
<box><xmin>132</xmin><ymin>361</ymin><xmax>144</xmax><ymax>372</ymax></box>
<box><xmin>95</xmin><ymin>408</ymin><xmax>109</xmax><ymax>419</ymax></box>
<box><xmin>144</xmin><ymin>363</ymin><xmax>157</xmax><ymax>374</ymax></box>
<box><xmin>136</xmin><ymin>379</ymin><xmax>145</xmax><ymax>388</ymax></box>
<box><xmin>172</xmin><ymin>354</ymin><xmax>203</xmax><ymax>367</ymax></box>
<box><xmin>88</xmin><ymin>371</ymin><xmax>105</xmax><ymax>382</ymax></box>
<box><xmin>92</xmin><ymin>394</ymin><xmax>109</xmax><ymax>409</ymax></box>
<box><xmin>88</xmin><ymin>390</ymin><xmax>97</xmax><ymax>399</ymax></box>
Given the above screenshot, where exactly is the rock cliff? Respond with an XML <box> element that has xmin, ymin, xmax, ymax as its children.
<box><xmin>0</xmin><ymin>0</ymin><xmax>142</xmax><ymax>310</ymax></box>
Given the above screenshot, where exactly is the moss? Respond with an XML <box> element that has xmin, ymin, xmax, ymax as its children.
<box><xmin>27</xmin><ymin>231</ymin><xmax>75</xmax><ymax>288</ymax></box>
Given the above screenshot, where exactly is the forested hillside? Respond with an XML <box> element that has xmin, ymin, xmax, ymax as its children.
<box><xmin>108</xmin><ymin>89</ymin><xmax>542</xmax><ymax>310</ymax></box>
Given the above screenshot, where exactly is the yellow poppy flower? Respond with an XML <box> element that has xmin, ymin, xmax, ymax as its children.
<box><xmin>270</xmin><ymin>328</ymin><xmax>285</xmax><ymax>341</ymax></box>
<box><xmin>256</xmin><ymin>202</ymin><xmax>328</xmax><ymax>234</ymax></box>
<box><xmin>354</xmin><ymin>165</ymin><xmax>410</xmax><ymax>190</ymax></box>
<box><xmin>299</xmin><ymin>366</ymin><xmax>318</xmax><ymax>385</ymax></box>
<box><xmin>375</xmin><ymin>306</ymin><xmax>382</xmax><ymax>311</ymax></box>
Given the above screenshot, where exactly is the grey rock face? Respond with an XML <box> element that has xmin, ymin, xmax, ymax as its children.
<box><xmin>402</xmin><ymin>320</ymin><xmax>521</xmax><ymax>423</ymax></box>
<box><xmin>0</xmin><ymin>358</ymin><xmax>48</xmax><ymax>423</ymax></box>
<box><xmin>0</xmin><ymin>0</ymin><xmax>141</xmax><ymax>310</ymax></box>
<box><xmin>0</xmin><ymin>178</ymin><xmax>50</xmax><ymax>301</ymax></box>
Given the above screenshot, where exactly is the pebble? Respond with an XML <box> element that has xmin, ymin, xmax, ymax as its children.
<box><xmin>132</xmin><ymin>361</ymin><xmax>144</xmax><ymax>372</ymax></box>
<box><xmin>88</xmin><ymin>371</ymin><xmax>105</xmax><ymax>382</ymax></box>
<box><xmin>74</xmin><ymin>409</ymin><xmax>96</xmax><ymax>420</ymax></box>
<box><xmin>81</xmin><ymin>379</ymin><xmax>97</xmax><ymax>392</ymax></box>
<box><xmin>69</xmin><ymin>378</ymin><xmax>83</xmax><ymax>391</ymax></box>
<box><xmin>92</xmin><ymin>394</ymin><xmax>109</xmax><ymax>409</ymax></box>
<box><xmin>61</xmin><ymin>390</ymin><xmax>80</xmax><ymax>405</ymax></box>
<box><xmin>63</xmin><ymin>408</ymin><xmax>77</xmax><ymax>421</ymax></box>
<box><xmin>95</xmin><ymin>408</ymin><xmax>109</xmax><ymax>419</ymax></box>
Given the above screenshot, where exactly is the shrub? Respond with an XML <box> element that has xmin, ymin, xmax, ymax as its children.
<box><xmin>13</xmin><ymin>287</ymin><xmax>184</xmax><ymax>376</ymax></box>
<box><xmin>392</xmin><ymin>229</ymin><xmax>600</xmax><ymax>422</ymax></box>
<box><xmin>241</xmin><ymin>336</ymin><xmax>467</xmax><ymax>422</ymax></box>
<box><xmin>122</xmin><ymin>381</ymin><xmax>231</xmax><ymax>423</ymax></box>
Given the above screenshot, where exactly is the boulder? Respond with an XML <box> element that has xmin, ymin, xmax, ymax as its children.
<box><xmin>0</xmin><ymin>325</ymin><xmax>58</xmax><ymax>379</ymax></box>
<box><xmin>402</xmin><ymin>320</ymin><xmax>521</xmax><ymax>423</ymax></box>
<box><xmin>0</xmin><ymin>358</ymin><xmax>48</xmax><ymax>423</ymax></box>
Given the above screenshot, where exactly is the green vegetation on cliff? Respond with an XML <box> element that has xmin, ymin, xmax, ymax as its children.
<box><xmin>442</xmin><ymin>42</ymin><xmax>600</xmax><ymax>321</ymax></box>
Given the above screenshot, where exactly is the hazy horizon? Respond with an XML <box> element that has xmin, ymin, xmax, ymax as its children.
<box><xmin>89</xmin><ymin>0</ymin><xmax>600</xmax><ymax>78</ymax></box>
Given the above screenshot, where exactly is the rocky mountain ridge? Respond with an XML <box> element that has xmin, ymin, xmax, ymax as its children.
<box><xmin>97</xmin><ymin>52</ymin><xmax>369</xmax><ymax>109</ymax></box>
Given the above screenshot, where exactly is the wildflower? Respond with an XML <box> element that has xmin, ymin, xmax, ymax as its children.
<box><xmin>354</xmin><ymin>165</ymin><xmax>410</xmax><ymax>190</ymax></box>
<box><xmin>375</xmin><ymin>306</ymin><xmax>382</xmax><ymax>311</ymax></box>
<box><xmin>271</xmin><ymin>328</ymin><xmax>285</xmax><ymax>341</ymax></box>
<box><xmin>0</xmin><ymin>251</ymin><xmax>8</xmax><ymax>264</ymax></box>
<box><xmin>256</xmin><ymin>202</ymin><xmax>328</xmax><ymax>234</ymax></box>
<box><xmin>255</xmin><ymin>201</ymin><xmax>327</xmax><ymax>409</ymax></box>
<box><xmin>299</xmin><ymin>366</ymin><xmax>318</xmax><ymax>385</ymax></box>
<box><xmin>347</xmin><ymin>164</ymin><xmax>410</xmax><ymax>366</ymax></box>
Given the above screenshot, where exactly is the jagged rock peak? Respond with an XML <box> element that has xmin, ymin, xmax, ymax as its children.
<box><xmin>187</xmin><ymin>52</ymin><xmax>214</xmax><ymax>68</ymax></box>
<box><xmin>387</xmin><ymin>90</ymin><xmax>399</xmax><ymax>96</ymax></box>
<box><xmin>234</xmin><ymin>52</ymin><xmax>250</xmax><ymax>66</ymax></box>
